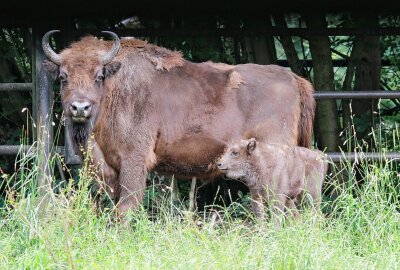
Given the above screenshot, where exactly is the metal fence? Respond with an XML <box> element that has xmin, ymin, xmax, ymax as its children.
<box><xmin>1</xmin><ymin>27</ymin><xmax>400</xmax><ymax>175</ymax></box>
<box><xmin>2</xmin><ymin>86</ymin><xmax>400</xmax><ymax>163</ymax></box>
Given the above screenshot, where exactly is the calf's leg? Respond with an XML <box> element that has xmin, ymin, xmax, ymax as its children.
<box><xmin>249</xmin><ymin>188</ymin><xmax>264</xmax><ymax>220</ymax></box>
<box><xmin>270</xmin><ymin>193</ymin><xmax>287</xmax><ymax>228</ymax></box>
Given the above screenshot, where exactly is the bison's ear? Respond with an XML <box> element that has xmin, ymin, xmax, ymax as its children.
<box><xmin>247</xmin><ymin>138</ymin><xmax>257</xmax><ymax>154</ymax></box>
<box><xmin>104</xmin><ymin>61</ymin><xmax>121</xmax><ymax>78</ymax></box>
<box><xmin>42</xmin><ymin>60</ymin><xmax>59</xmax><ymax>80</ymax></box>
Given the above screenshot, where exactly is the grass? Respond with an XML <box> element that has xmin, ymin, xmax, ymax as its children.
<box><xmin>1</xmin><ymin>125</ymin><xmax>400</xmax><ymax>269</ymax></box>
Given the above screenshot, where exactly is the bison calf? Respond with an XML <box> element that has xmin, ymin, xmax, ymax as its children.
<box><xmin>217</xmin><ymin>138</ymin><xmax>328</xmax><ymax>225</ymax></box>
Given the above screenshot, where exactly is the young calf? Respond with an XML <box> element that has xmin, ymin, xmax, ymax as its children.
<box><xmin>217</xmin><ymin>138</ymin><xmax>328</xmax><ymax>225</ymax></box>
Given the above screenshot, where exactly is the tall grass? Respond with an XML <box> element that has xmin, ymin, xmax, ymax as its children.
<box><xmin>1</xmin><ymin>123</ymin><xmax>400</xmax><ymax>269</ymax></box>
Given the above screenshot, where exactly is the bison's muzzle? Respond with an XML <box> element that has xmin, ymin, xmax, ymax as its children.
<box><xmin>217</xmin><ymin>162</ymin><xmax>228</xmax><ymax>171</ymax></box>
<box><xmin>69</xmin><ymin>101</ymin><xmax>92</xmax><ymax>123</ymax></box>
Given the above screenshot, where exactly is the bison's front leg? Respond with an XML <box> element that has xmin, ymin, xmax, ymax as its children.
<box><xmin>90</xmin><ymin>139</ymin><xmax>118</xmax><ymax>199</ymax></box>
<box><xmin>117</xmin><ymin>160</ymin><xmax>147</xmax><ymax>215</ymax></box>
<box><xmin>113</xmin><ymin>124</ymin><xmax>157</xmax><ymax>217</ymax></box>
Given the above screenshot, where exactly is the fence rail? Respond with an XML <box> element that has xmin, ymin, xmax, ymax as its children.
<box><xmin>0</xmin><ymin>145</ymin><xmax>32</xmax><ymax>155</ymax></box>
<box><xmin>1</xmin><ymin>90</ymin><xmax>400</xmax><ymax>164</ymax></box>
<box><xmin>327</xmin><ymin>152</ymin><xmax>400</xmax><ymax>162</ymax></box>
<box><xmin>2</xmin><ymin>145</ymin><xmax>400</xmax><ymax>164</ymax></box>
<box><xmin>77</xmin><ymin>27</ymin><xmax>400</xmax><ymax>37</ymax></box>
<box><xmin>314</xmin><ymin>91</ymin><xmax>400</xmax><ymax>99</ymax></box>
<box><xmin>0</xmin><ymin>83</ymin><xmax>32</xmax><ymax>92</ymax></box>
<box><xmin>0</xmin><ymin>145</ymin><xmax>64</xmax><ymax>156</ymax></box>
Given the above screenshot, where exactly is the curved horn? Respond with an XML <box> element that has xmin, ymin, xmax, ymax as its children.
<box><xmin>42</xmin><ymin>30</ymin><xmax>62</xmax><ymax>65</ymax></box>
<box><xmin>100</xmin><ymin>31</ymin><xmax>120</xmax><ymax>65</ymax></box>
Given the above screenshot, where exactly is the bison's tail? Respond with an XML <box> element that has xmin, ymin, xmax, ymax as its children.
<box><xmin>295</xmin><ymin>75</ymin><xmax>316</xmax><ymax>148</ymax></box>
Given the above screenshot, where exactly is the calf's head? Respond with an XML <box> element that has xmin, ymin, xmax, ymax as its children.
<box><xmin>217</xmin><ymin>138</ymin><xmax>257</xmax><ymax>179</ymax></box>
<box><xmin>42</xmin><ymin>30</ymin><xmax>121</xmax><ymax>144</ymax></box>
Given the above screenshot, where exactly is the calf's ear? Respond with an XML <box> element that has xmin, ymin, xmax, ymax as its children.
<box><xmin>42</xmin><ymin>60</ymin><xmax>59</xmax><ymax>80</ymax></box>
<box><xmin>104</xmin><ymin>61</ymin><xmax>121</xmax><ymax>78</ymax></box>
<box><xmin>247</xmin><ymin>138</ymin><xmax>257</xmax><ymax>154</ymax></box>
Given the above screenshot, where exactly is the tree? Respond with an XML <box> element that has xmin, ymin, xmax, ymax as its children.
<box><xmin>349</xmin><ymin>15</ymin><xmax>381</xmax><ymax>142</ymax></box>
<box><xmin>305</xmin><ymin>14</ymin><xmax>340</xmax><ymax>152</ymax></box>
<box><xmin>244</xmin><ymin>17</ymin><xmax>277</xmax><ymax>65</ymax></box>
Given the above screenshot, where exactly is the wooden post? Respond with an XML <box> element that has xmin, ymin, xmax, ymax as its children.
<box><xmin>170</xmin><ymin>175</ymin><xmax>181</xmax><ymax>202</ymax></box>
<box><xmin>59</xmin><ymin>23</ymin><xmax>82</xmax><ymax>165</ymax></box>
<box><xmin>188</xmin><ymin>177</ymin><xmax>197</xmax><ymax>212</ymax></box>
<box><xmin>32</xmin><ymin>25</ymin><xmax>54</xmax><ymax>195</ymax></box>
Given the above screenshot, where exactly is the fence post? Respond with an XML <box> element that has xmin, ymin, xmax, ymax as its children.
<box><xmin>60</xmin><ymin>24</ymin><xmax>83</xmax><ymax>165</ymax></box>
<box><xmin>32</xmin><ymin>26</ymin><xmax>54</xmax><ymax>195</ymax></box>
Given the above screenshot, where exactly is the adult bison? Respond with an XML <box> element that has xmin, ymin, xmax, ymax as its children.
<box><xmin>42</xmin><ymin>30</ymin><xmax>315</xmax><ymax>215</ymax></box>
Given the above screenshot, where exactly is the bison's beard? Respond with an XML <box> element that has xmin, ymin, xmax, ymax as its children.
<box><xmin>71</xmin><ymin>118</ymin><xmax>95</xmax><ymax>147</ymax></box>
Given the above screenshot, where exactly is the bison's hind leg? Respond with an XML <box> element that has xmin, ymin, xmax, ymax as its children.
<box><xmin>285</xmin><ymin>198</ymin><xmax>300</xmax><ymax>220</ymax></box>
<box><xmin>296</xmin><ymin>188</ymin><xmax>321</xmax><ymax>216</ymax></box>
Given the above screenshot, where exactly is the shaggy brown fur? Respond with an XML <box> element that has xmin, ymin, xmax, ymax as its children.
<box><xmin>217</xmin><ymin>138</ymin><xmax>328</xmax><ymax>225</ymax></box>
<box><xmin>295</xmin><ymin>74</ymin><xmax>316</xmax><ymax>148</ymax></box>
<box><xmin>43</xmin><ymin>35</ymin><xmax>316</xmax><ymax>215</ymax></box>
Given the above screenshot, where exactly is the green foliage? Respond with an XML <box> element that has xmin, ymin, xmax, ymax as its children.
<box><xmin>0</xmin><ymin>113</ymin><xmax>399</xmax><ymax>268</ymax></box>
<box><xmin>1</xmin><ymin>139</ymin><xmax>400</xmax><ymax>268</ymax></box>
<box><xmin>160</xmin><ymin>38</ymin><xmax>223</xmax><ymax>63</ymax></box>
<box><xmin>0</xmin><ymin>28</ymin><xmax>33</xmax><ymax>175</ymax></box>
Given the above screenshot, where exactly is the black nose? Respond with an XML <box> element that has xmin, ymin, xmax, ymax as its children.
<box><xmin>69</xmin><ymin>101</ymin><xmax>92</xmax><ymax>117</ymax></box>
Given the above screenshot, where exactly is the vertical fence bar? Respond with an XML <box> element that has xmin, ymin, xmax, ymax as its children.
<box><xmin>33</xmin><ymin>26</ymin><xmax>54</xmax><ymax>195</ymax></box>
<box><xmin>31</xmin><ymin>27</ymin><xmax>37</xmax><ymax>138</ymax></box>
<box><xmin>65</xmin><ymin>118</ymin><xmax>82</xmax><ymax>165</ymax></box>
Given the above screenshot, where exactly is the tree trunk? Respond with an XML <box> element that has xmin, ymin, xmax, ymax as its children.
<box><xmin>351</xmin><ymin>16</ymin><xmax>381</xmax><ymax>142</ymax></box>
<box><xmin>244</xmin><ymin>17</ymin><xmax>277</xmax><ymax>64</ymax></box>
<box><xmin>342</xmin><ymin>36</ymin><xmax>364</xmax><ymax>133</ymax></box>
<box><xmin>305</xmin><ymin>14</ymin><xmax>340</xmax><ymax>152</ymax></box>
<box><xmin>274</xmin><ymin>14</ymin><xmax>308</xmax><ymax>78</ymax></box>
<box><xmin>342</xmin><ymin>14</ymin><xmax>381</xmax><ymax>145</ymax></box>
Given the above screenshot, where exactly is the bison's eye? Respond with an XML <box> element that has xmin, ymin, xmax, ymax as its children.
<box><xmin>95</xmin><ymin>75</ymin><xmax>104</xmax><ymax>82</ymax></box>
<box><xmin>231</xmin><ymin>150</ymin><xmax>239</xmax><ymax>157</ymax></box>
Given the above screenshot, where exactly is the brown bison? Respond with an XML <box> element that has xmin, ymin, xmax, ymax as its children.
<box><xmin>217</xmin><ymin>138</ymin><xmax>327</xmax><ymax>225</ymax></box>
<box><xmin>42</xmin><ymin>30</ymin><xmax>315</xmax><ymax>215</ymax></box>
